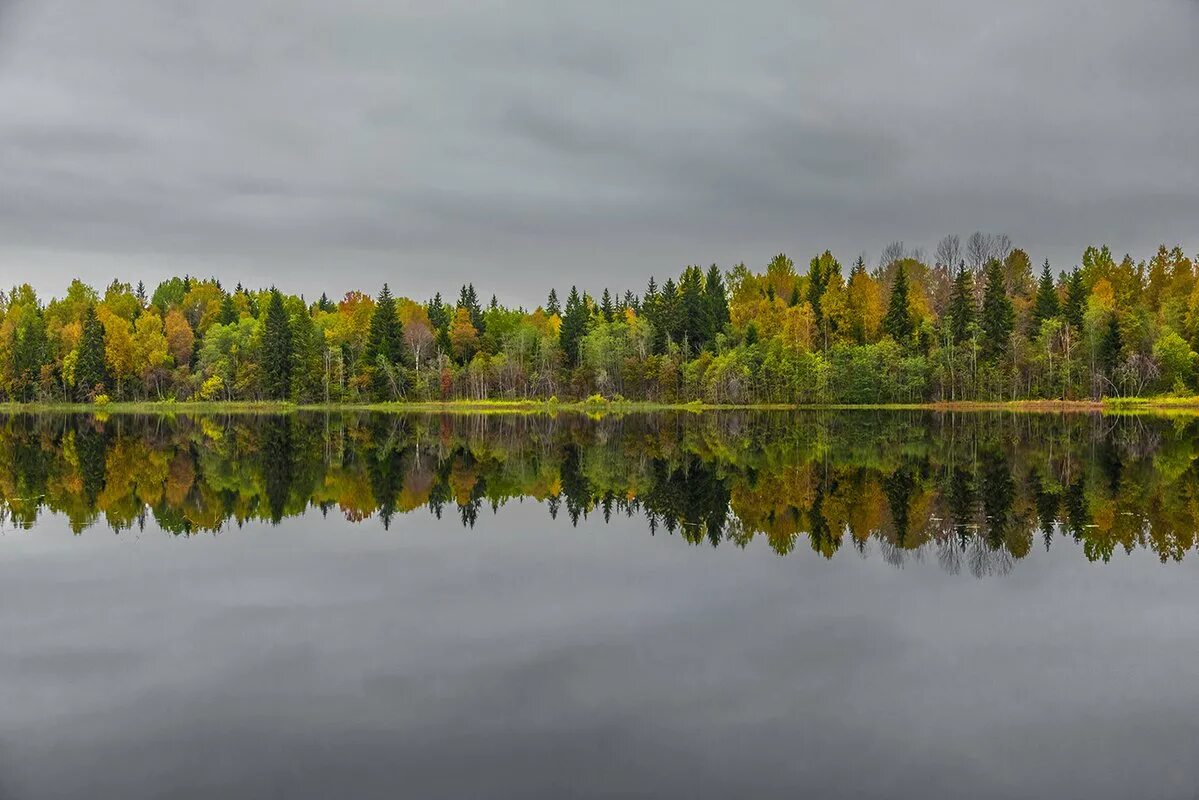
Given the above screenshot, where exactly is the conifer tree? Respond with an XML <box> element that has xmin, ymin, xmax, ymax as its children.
<box><xmin>947</xmin><ymin>263</ymin><xmax>974</xmax><ymax>344</ymax></box>
<box><xmin>882</xmin><ymin>263</ymin><xmax>913</xmax><ymax>345</ymax></box>
<box><xmin>1064</xmin><ymin>270</ymin><xmax>1086</xmax><ymax>330</ymax></box>
<box><xmin>704</xmin><ymin>264</ymin><xmax>729</xmax><ymax>335</ymax></box>
<box><xmin>559</xmin><ymin>286</ymin><xmax>589</xmax><ymax>367</ymax></box>
<box><xmin>364</xmin><ymin>283</ymin><xmax>406</xmax><ymax>399</ymax></box>
<box><xmin>1030</xmin><ymin>260</ymin><xmax>1060</xmax><ymax>338</ymax></box>
<box><xmin>219</xmin><ymin>292</ymin><xmax>239</xmax><ymax>326</ymax></box>
<box><xmin>262</xmin><ymin>288</ymin><xmax>293</xmax><ymax>400</ymax></box>
<box><xmin>600</xmin><ymin>288</ymin><xmax>614</xmax><ymax>322</ymax></box>
<box><xmin>980</xmin><ymin>260</ymin><xmax>1015</xmax><ymax>362</ymax></box>
<box><xmin>1099</xmin><ymin>313</ymin><xmax>1122</xmax><ymax>378</ymax></box>
<box><xmin>546</xmin><ymin>289</ymin><xmax>560</xmax><ymax>317</ymax></box>
<box><xmin>75</xmin><ymin>304</ymin><xmax>108</xmax><ymax>400</ymax></box>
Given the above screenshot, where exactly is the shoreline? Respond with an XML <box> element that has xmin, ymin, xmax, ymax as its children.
<box><xmin>0</xmin><ymin>397</ymin><xmax>1196</xmax><ymax>415</ymax></box>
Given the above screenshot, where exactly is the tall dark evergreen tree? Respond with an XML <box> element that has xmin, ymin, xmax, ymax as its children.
<box><xmin>1064</xmin><ymin>269</ymin><xmax>1086</xmax><ymax>330</ymax></box>
<box><xmin>656</xmin><ymin>278</ymin><xmax>682</xmax><ymax>352</ymax></box>
<box><xmin>1030</xmin><ymin>260</ymin><xmax>1060</xmax><ymax>338</ymax></box>
<box><xmin>364</xmin><ymin>283</ymin><xmax>406</xmax><ymax>400</ymax></box>
<box><xmin>458</xmin><ymin>284</ymin><xmax>484</xmax><ymax>332</ymax></box>
<box><xmin>704</xmin><ymin>264</ymin><xmax>729</xmax><ymax>336</ymax></box>
<box><xmin>262</xmin><ymin>288</ymin><xmax>293</xmax><ymax>400</ymax></box>
<box><xmin>980</xmin><ymin>260</ymin><xmax>1015</xmax><ymax>362</ymax></box>
<box><xmin>559</xmin><ymin>286</ymin><xmax>589</xmax><ymax>367</ymax></box>
<box><xmin>546</xmin><ymin>289</ymin><xmax>560</xmax><ymax>317</ymax></box>
<box><xmin>1099</xmin><ymin>313</ymin><xmax>1123</xmax><ymax>378</ymax></box>
<box><xmin>218</xmin><ymin>292</ymin><xmax>239</xmax><ymax>325</ymax></box>
<box><xmin>882</xmin><ymin>263</ymin><xmax>914</xmax><ymax>345</ymax></box>
<box><xmin>947</xmin><ymin>263</ymin><xmax>975</xmax><ymax>344</ymax></box>
<box><xmin>74</xmin><ymin>304</ymin><xmax>108</xmax><ymax>401</ymax></box>
<box><xmin>680</xmin><ymin>267</ymin><xmax>712</xmax><ymax>353</ymax></box>
<box><xmin>600</xmin><ymin>288</ymin><xmax>614</xmax><ymax>322</ymax></box>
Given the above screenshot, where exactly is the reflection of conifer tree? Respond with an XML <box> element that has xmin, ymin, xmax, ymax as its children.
<box><xmin>559</xmin><ymin>445</ymin><xmax>591</xmax><ymax>526</ymax></box>
<box><xmin>947</xmin><ymin>466</ymin><xmax>978</xmax><ymax>548</ymax></box>
<box><xmin>74</xmin><ymin>421</ymin><xmax>108</xmax><ymax>508</ymax></box>
<box><xmin>1064</xmin><ymin>477</ymin><xmax>1088</xmax><ymax>541</ymax></box>
<box><xmin>1029</xmin><ymin>469</ymin><xmax>1060</xmax><ymax>550</ymax></box>
<box><xmin>980</xmin><ymin>448</ymin><xmax>1014</xmax><ymax>549</ymax></box>
<box><xmin>883</xmin><ymin>465</ymin><xmax>915</xmax><ymax>546</ymax></box>
<box><xmin>262</xmin><ymin>416</ymin><xmax>296</xmax><ymax>523</ymax></box>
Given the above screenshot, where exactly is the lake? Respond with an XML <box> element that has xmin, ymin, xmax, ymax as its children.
<box><xmin>1</xmin><ymin>410</ymin><xmax>1197</xmax><ymax>799</ymax></box>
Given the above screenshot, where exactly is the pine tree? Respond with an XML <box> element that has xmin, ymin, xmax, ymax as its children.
<box><xmin>1030</xmin><ymin>260</ymin><xmax>1060</xmax><ymax>338</ymax></box>
<box><xmin>882</xmin><ymin>263</ymin><xmax>913</xmax><ymax>345</ymax></box>
<box><xmin>546</xmin><ymin>289</ymin><xmax>560</xmax><ymax>317</ymax></box>
<box><xmin>656</xmin><ymin>278</ymin><xmax>681</xmax><ymax>352</ymax></box>
<box><xmin>980</xmin><ymin>259</ymin><xmax>1015</xmax><ymax>362</ymax></box>
<box><xmin>559</xmin><ymin>286</ymin><xmax>589</xmax><ymax>367</ymax></box>
<box><xmin>704</xmin><ymin>264</ymin><xmax>729</xmax><ymax>336</ymax></box>
<box><xmin>680</xmin><ymin>267</ymin><xmax>712</xmax><ymax>353</ymax></box>
<box><xmin>262</xmin><ymin>288</ymin><xmax>293</xmax><ymax>400</ymax></box>
<box><xmin>1064</xmin><ymin>269</ymin><xmax>1086</xmax><ymax>330</ymax></box>
<box><xmin>74</xmin><ymin>304</ymin><xmax>108</xmax><ymax>401</ymax></box>
<box><xmin>947</xmin><ymin>263</ymin><xmax>974</xmax><ymax>344</ymax></box>
<box><xmin>600</xmin><ymin>288</ymin><xmax>614</xmax><ymax>322</ymax></box>
<box><xmin>364</xmin><ymin>283</ymin><xmax>406</xmax><ymax>399</ymax></box>
<box><xmin>458</xmin><ymin>284</ymin><xmax>484</xmax><ymax>332</ymax></box>
<box><xmin>1099</xmin><ymin>313</ymin><xmax>1122</xmax><ymax>378</ymax></box>
<box><xmin>218</xmin><ymin>292</ymin><xmax>239</xmax><ymax>326</ymax></box>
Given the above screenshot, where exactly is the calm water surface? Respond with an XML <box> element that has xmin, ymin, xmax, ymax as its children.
<box><xmin>1</xmin><ymin>411</ymin><xmax>1197</xmax><ymax>799</ymax></box>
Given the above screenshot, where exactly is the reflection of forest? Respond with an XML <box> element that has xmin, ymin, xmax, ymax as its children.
<box><xmin>0</xmin><ymin>411</ymin><xmax>1193</xmax><ymax>573</ymax></box>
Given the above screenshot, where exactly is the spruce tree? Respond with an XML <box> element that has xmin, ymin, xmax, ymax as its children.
<box><xmin>704</xmin><ymin>264</ymin><xmax>729</xmax><ymax>335</ymax></box>
<box><xmin>680</xmin><ymin>267</ymin><xmax>712</xmax><ymax>353</ymax></box>
<box><xmin>1030</xmin><ymin>259</ymin><xmax>1060</xmax><ymax>338</ymax></box>
<box><xmin>947</xmin><ymin>263</ymin><xmax>974</xmax><ymax>344</ymax></box>
<box><xmin>882</xmin><ymin>263</ymin><xmax>914</xmax><ymax>345</ymax></box>
<box><xmin>546</xmin><ymin>289</ymin><xmax>560</xmax><ymax>317</ymax></box>
<box><xmin>600</xmin><ymin>288</ymin><xmax>614</xmax><ymax>322</ymax></box>
<box><xmin>1064</xmin><ymin>269</ymin><xmax>1086</xmax><ymax>330</ymax></box>
<box><xmin>980</xmin><ymin>259</ymin><xmax>1015</xmax><ymax>362</ymax></box>
<box><xmin>74</xmin><ymin>304</ymin><xmax>108</xmax><ymax>401</ymax></box>
<box><xmin>262</xmin><ymin>288</ymin><xmax>293</xmax><ymax>400</ymax></box>
<box><xmin>559</xmin><ymin>286</ymin><xmax>589</xmax><ymax>367</ymax></box>
<box><xmin>1099</xmin><ymin>313</ymin><xmax>1122</xmax><ymax>378</ymax></box>
<box><xmin>364</xmin><ymin>283</ymin><xmax>406</xmax><ymax>400</ymax></box>
<box><xmin>218</xmin><ymin>292</ymin><xmax>239</xmax><ymax>326</ymax></box>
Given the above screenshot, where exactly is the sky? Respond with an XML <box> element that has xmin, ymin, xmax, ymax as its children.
<box><xmin>1</xmin><ymin>0</ymin><xmax>1197</xmax><ymax>307</ymax></box>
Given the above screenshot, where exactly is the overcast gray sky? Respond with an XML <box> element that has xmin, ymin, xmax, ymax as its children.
<box><xmin>2</xmin><ymin>1</ymin><xmax>1197</xmax><ymax>306</ymax></box>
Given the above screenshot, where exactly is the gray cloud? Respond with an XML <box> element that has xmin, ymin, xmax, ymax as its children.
<box><xmin>1</xmin><ymin>0</ymin><xmax>1197</xmax><ymax>305</ymax></box>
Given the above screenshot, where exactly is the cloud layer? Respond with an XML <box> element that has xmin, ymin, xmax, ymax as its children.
<box><xmin>2</xmin><ymin>1</ymin><xmax>1197</xmax><ymax>304</ymax></box>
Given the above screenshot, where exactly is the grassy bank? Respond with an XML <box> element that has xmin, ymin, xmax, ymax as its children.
<box><xmin>1</xmin><ymin>396</ymin><xmax>1197</xmax><ymax>415</ymax></box>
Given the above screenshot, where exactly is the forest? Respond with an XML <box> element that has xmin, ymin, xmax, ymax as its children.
<box><xmin>0</xmin><ymin>410</ymin><xmax>1194</xmax><ymax>571</ymax></box>
<box><xmin>2</xmin><ymin>233</ymin><xmax>1197</xmax><ymax>404</ymax></box>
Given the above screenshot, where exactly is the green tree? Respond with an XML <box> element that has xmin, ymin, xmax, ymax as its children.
<box><xmin>74</xmin><ymin>304</ymin><xmax>108</xmax><ymax>400</ymax></box>
<box><xmin>704</xmin><ymin>264</ymin><xmax>729</xmax><ymax>336</ymax></box>
<box><xmin>882</xmin><ymin>263</ymin><xmax>913</xmax><ymax>345</ymax></box>
<box><xmin>1030</xmin><ymin>260</ymin><xmax>1060</xmax><ymax>338</ymax></box>
<box><xmin>947</xmin><ymin>264</ymin><xmax>974</xmax><ymax>344</ymax></box>
<box><xmin>559</xmin><ymin>286</ymin><xmax>589</xmax><ymax>367</ymax></box>
<box><xmin>262</xmin><ymin>288</ymin><xmax>293</xmax><ymax>400</ymax></box>
<box><xmin>1064</xmin><ymin>269</ymin><xmax>1086</xmax><ymax>330</ymax></box>
<box><xmin>363</xmin><ymin>283</ymin><xmax>406</xmax><ymax>399</ymax></box>
<box><xmin>980</xmin><ymin>260</ymin><xmax>1014</xmax><ymax>362</ymax></box>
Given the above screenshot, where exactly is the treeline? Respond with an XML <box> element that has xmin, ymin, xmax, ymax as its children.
<box><xmin>2</xmin><ymin>234</ymin><xmax>1198</xmax><ymax>403</ymax></box>
<box><xmin>1</xmin><ymin>411</ymin><xmax>1194</xmax><ymax>570</ymax></box>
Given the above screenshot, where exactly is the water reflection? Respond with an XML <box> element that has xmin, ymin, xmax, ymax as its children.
<box><xmin>0</xmin><ymin>411</ymin><xmax>1193</xmax><ymax>572</ymax></box>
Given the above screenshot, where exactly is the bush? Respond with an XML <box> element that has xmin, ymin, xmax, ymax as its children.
<box><xmin>92</xmin><ymin>394</ymin><xmax>111</xmax><ymax>406</ymax></box>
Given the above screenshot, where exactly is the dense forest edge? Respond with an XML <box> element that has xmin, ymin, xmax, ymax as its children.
<box><xmin>4</xmin><ymin>234</ymin><xmax>1199</xmax><ymax>406</ymax></box>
